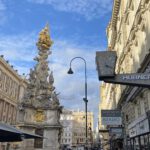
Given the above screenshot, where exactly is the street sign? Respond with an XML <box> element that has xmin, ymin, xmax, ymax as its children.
<box><xmin>101</xmin><ymin>110</ymin><xmax>122</xmax><ymax>125</ymax></box>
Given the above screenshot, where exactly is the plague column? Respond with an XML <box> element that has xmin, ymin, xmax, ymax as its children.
<box><xmin>18</xmin><ymin>25</ymin><xmax>62</xmax><ymax>150</ymax></box>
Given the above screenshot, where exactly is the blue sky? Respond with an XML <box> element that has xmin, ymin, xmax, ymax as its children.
<box><xmin>0</xmin><ymin>0</ymin><xmax>113</xmax><ymax>126</ymax></box>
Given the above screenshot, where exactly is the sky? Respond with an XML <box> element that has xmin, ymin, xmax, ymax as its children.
<box><xmin>0</xmin><ymin>0</ymin><xmax>113</xmax><ymax>127</ymax></box>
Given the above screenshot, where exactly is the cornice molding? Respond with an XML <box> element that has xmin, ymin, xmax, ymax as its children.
<box><xmin>111</xmin><ymin>0</ymin><xmax>120</xmax><ymax>27</ymax></box>
<box><xmin>0</xmin><ymin>57</ymin><xmax>23</xmax><ymax>82</ymax></box>
<box><xmin>109</xmin><ymin>0</ymin><xmax>121</xmax><ymax>49</ymax></box>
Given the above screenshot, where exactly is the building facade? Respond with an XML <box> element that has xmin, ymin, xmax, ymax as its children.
<box><xmin>60</xmin><ymin>109</ymin><xmax>74</xmax><ymax>150</ymax></box>
<box><xmin>0</xmin><ymin>55</ymin><xmax>26</xmax><ymax>150</ymax></box>
<box><xmin>72</xmin><ymin>110</ymin><xmax>94</xmax><ymax>148</ymax></box>
<box><xmin>60</xmin><ymin>109</ymin><xmax>94</xmax><ymax>150</ymax></box>
<box><xmin>101</xmin><ymin>0</ymin><xmax>150</xmax><ymax>149</ymax></box>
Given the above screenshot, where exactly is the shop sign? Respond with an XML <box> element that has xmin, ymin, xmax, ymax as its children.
<box><xmin>101</xmin><ymin>110</ymin><xmax>122</xmax><ymax>125</ymax></box>
<box><xmin>136</xmin><ymin>119</ymin><xmax>149</xmax><ymax>135</ymax></box>
<box><xmin>96</xmin><ymin>51</ymin><xmax>150</xmax><ymax>88</ymax></box>
<box><xmin>128</xmin><ymin>118</ymin><xmax>149</xmax><ymax>138</ymax></box>
<box><xmin>109</xmin><ymin>127</ymin><xmax>123</xmax><ymax>139</ymax></box>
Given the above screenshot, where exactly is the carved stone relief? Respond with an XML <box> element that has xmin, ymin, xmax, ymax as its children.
<box><xmin>22</xmin><ymin>27</ymin><xmax>60</xmax><ymax>109</ymax></box>
<box><xmin>34</xmin><ymin>110</ymin><xmax>45</xmax><ymax>122</ymax></box>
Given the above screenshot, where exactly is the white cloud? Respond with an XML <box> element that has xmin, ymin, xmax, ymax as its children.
<box><xmin>28</xmin><ymin>0</ymin><xmax>112</xmax><ymax>20</ymax></box>
<box><xmin>0</xmin><ymin>32</ymin><xmax>100</xmax><ymax>117</ymax></box>
<box><xmin>0</xmin><ymin>33</ymin><xmax>37</xmax><ymax>61</ymax></box>
<box><xmin>51</xmin><ymin>40</ymin><xmax>100</xmax><ymax>115</ymax></box>
<box><xmin>0</xmin><ymin>33</ymin><xmax>37</xmax><ymax>74</ymax></box>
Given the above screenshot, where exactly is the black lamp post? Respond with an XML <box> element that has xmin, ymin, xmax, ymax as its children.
<box><xmin>67</xmin><ymin>56</ymin><xmax>88</xmax><ymax>148</ymax></box>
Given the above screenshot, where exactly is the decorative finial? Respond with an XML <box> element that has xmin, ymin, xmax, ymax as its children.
<box><xmin>36</xmin><ymin>24</ymin><xmax>53</xmax><ymax>50</ymax></box>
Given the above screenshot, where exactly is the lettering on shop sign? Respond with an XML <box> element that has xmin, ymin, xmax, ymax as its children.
<box><xmin>123</xmin><ymin>75</ymin><xmax>150</xmax><ymax>80</ymax></box>
<box><xmin>129</xmin><ymin>128</ymin><xmax>137</xmax><ymax>137</ymax></box>
<box><xmin>102</xmin><ymin>117</ymin><xmax>122</xmax><ymax>125</ymax></box>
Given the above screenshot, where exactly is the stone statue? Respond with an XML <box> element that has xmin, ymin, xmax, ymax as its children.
<box><xmin>22</xmin><ymin>23</ymin><xmax>61</xmax><ymax>109</ymax></box>
<box><xmin>29</xmin><ymin>68</ymin><xmax>36</xmax><ymax>85</ymax></box>
<box><xmin>36</xmin><ymin>25</ymin><xmax>53</xmax><ymax>50</ymax></box>
<box><xmin>50</xmin><ymin>92</ymin><xmax>60</xmax><ymax>108</ymax></box>
<box><xmin>51</xmin><ymin>92</ymin><xmax>59</xmax><ymax>102</ymax></box>
<box><xmin>49</xmin><ymin>71</ymin><xmax>54</xmax><ymax>84</ymax></box>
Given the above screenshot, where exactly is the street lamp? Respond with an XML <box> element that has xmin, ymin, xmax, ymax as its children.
<box><xmin>67</xmin><ymin>57</ymin><xmax>88</xmax><ymax>148</ymax></box>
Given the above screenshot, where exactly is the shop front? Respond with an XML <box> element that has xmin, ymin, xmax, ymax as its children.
<box><xmin>127</xmin><ymin>114</ymin><xmax>150</xmax><ymax>150</ymax></box>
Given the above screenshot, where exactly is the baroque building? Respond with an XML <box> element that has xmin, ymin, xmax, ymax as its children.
<box><xmin>100</xmin><ymin>0</ymin><xmax>150</xmax><ymax>149</ymax></box>
<box><xmin>0</xmin><ymin>55</ymin><xmax>27</xmax><ymax>150</ymax></box>
<box><xmin>60</xmin><ymin>109</ymin><xmax>73</xmax><ymax>150</ymax></box>
<box><xmin>72</xmin><ymin>110</ymin><xmax>94</xmax><ymax>148</ymax></box>
<box><xmin>60</xmin><ymin>109</ymin><xmax>94</xmax><ymax>150</ymax></box>
<box><xmin>17</xmin><ymin>25</ymin><xmax>62</xmax><ymax>150</ymax></box>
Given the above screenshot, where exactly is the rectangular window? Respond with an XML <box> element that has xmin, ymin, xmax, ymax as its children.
<box><xmin>7</xmin><ymin>104</ymin><xmax>13</xmax><ymax>123</ymax></box>
<box><xmin>65</xmin><ymin>139</ymin><xmax>67</xmax><ymax>143</ymax></box>
<box><xmin>3</xmin><ymin>73</ymin><xmax>7</xmax><ymax>91</ymax></box>
<box><xmin>12</xmin><ymin>107</ymin><xmax>17</xmax><ymax>124</ymax></box>
<box><xmin>34</xmin><ymin>129</ymin><xmax>44</xmax><ymax>148</ymax></box>
<box><xmin>5</xmin><ymin>103</ymin><xmax>9</xmax><ymax>122</ymax></box>
<box><xmin>2</xmin><ymin>102</ymin><xmax>8</xmax><ymax>122</ymax></box>
<box><xmin>10</xmin><ymin>105</ymin><xmax>14</xmax><ymax>123</ymax></box>
<box><xmin>0</xmin><ymin>100</ymin><xmax>4</xmax><ymax>121</ymax></box>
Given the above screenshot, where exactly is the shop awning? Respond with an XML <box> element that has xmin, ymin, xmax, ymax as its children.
<box><xmin>0</xmin><ymin>123</ymin><xmax>42</xmax><ymax>142</ymax></box>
